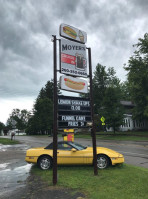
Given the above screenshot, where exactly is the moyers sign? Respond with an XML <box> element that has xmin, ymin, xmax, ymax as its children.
<box><xmin>60</xmin><ymin>23</ymin><xmax>87</xmax><ymax>44</ymax></box>
<box><xmin>58</xmin><ymin>96</ymin><xmax>91</xmax><ymax>128</ymax></box>
<box><xmin>60</xmin><ymin>39</ymin><xmax>87</xmax><ymax>77</ymax></box>
<box><xmin>52</xmin><ymin>24</ymin><xmax>98</xmax><ymax>185</ymax></box>
<box><xmin>60</xmin><ymin>75</ymin><xmax>88</xmax><ymax>93</ymax></box>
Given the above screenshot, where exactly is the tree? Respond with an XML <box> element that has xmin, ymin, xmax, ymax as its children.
<box><xmin>124</xmin><ymin>33</ymin><xmax>148</xmax><ymax>120</ymax></box>
<box><xmin>93</xmin><ymin>64</ymin><xmax>121</xmax><ymax>113</ymax></box>
<box><xmin>26</xmin><ymin>98</ymin><xmax>53</xmax><ymax>135</ymax></box>
<box><xmin>93</xmin><ymin>63</ymin><xmax>108</xmax><ymax>113</ymax></box>
<box><xmin>26</xmin><ymin>80</ymin><xmax>60</xmax><ymax>135</ymax></box>
<box><xmin>120</xmin><ymin>81</ymin><xmax>131</xmax><ymax>101</ymax></box>
<box><xmin>0</xmin><ymin>122</ymin><xmax>5</xmax><ymax>131</ymax></box>
<box><xmin>37</xmin><ymin>80</ymin><xmax>54</xmax><ymax>101</ymax></box>
<box><xmin>7</xmin><ymin>109</ymin><xmax>30</xmax><ymax>131</ymax></box>
<box><xmin>90</xmin><ymin>63</ymin><xmax>124</xmax><ymax>132</ymax></box>
<box><xmin>103</xmin><ymin>87</ymin><xmax>124</xmax><ymax>133</ymax></box>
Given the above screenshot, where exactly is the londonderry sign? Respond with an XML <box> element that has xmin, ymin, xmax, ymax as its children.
<box><xmin>58</xmin><ymin>96</ymin><xmax>91</xmax><ymax>128</ymax></box>
<box><xmin>52</xmin><ymin>24</ymin><xmax>98</xmax><ymax>185</ymax></box>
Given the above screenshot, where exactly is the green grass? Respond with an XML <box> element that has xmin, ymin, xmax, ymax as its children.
<box><xmin>32</xmin><ymin>164</ymin><xmax>148</xmax><ymax>199</ymax></box>
<box><xmin>96</xmin><ymin>135</ymin><xmax>148</xmax><ymax>141</ymax></box>
<box><xmin>0</xmin><ymin>137</ymin><xmax>20</xmax><ymax>145</ymax></box>
<box><xmin>74</xmin><ymin>133</ymin><xmax>148</xmax><ymax>141</ymax></box>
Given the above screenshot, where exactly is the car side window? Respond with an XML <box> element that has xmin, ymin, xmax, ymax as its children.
<box><xmin>58</xmin><ymin>143</ymin><xmax>72</xmax><ymax>151</ymax></box>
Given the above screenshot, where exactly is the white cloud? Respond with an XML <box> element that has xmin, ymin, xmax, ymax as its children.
<box><xmin>0</xmin><ymin>97</ymin><xmax>34</xmax><ymax>124</ymax></box>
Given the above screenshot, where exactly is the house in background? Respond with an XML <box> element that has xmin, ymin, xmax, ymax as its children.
<box><xmin>107</xmin><ymin>101</ymin><xmax>148</xmax><ymax>132</ymax></box>
<box><xmin>119</xmin><ymin>101</ymin><xmax>148</xmax><ymax>131</ymax></box>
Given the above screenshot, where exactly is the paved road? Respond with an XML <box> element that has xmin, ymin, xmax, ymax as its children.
<box><xmin>0</xmin><ymin>135</ymin><xmax>148</xmax><ymax>198</ymax></box>
<box><xmin>11</xmin><ymin>135</ymin><xmax>148</xmax><ymax>168</ymax></box>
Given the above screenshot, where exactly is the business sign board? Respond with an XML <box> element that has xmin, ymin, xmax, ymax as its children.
<box><xmin>60</xmin><ymin>23</ymin><xmax>87</xmax><ymax>44</ymax></box>
<box><xmin>58</xmin><ymin>96</ymin><xmax>91</xmax><ymax>128</ymax></box>
<box><xmin>60</xmin><ymin>39</ymin><xmax>87</xmax><ymax>77</ymax></box>
<box><xmin>60</xmin><ymin>75</ymin><xmax>88</xmax><ymax>93</ymax></box>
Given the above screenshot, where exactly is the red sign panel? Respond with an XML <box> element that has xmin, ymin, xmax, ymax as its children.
<box><xmin>61</xmin><ymin>53</ymin><xmax>76</xmax><ymax>65</ymax></box>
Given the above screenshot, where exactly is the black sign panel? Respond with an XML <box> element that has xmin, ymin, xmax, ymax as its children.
<box><xmin>58</xmin><ymin>96</ymin><xmax>91</xmax><ymax>128</ymax></box>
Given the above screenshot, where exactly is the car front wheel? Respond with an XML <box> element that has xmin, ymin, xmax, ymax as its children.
<box><xmin>97</xmin><ymin>155</ymin><xmax>109</xmax><ymax>169</ymax></box>
<box><xmin>38</xmin><ymin>156</ymin><xmax>52</xmax><ymax>170</ymax></box>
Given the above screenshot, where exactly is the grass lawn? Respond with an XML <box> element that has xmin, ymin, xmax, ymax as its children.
<box><xmin>0</xmin><ymin>137</ymin><xmax>20</xmax><ymax>145</ymax></box>
<box><xmin>96</xmin><ymin>135</ymin><xmax>148</xmax><ymax>141</ymax></box>
<box><xmin>32</xmin><ymin>164</ymin><xmax>148</xmax><ymax>199</ymax></box>
<box><xmin>75</xmin><ymin>133</ymin><xmax>148</xmax><ymax>141</ymax></box>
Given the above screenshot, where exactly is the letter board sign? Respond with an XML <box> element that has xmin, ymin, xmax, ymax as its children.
<box><xmin>60</xmin><ymin>39</ymin><xmax>87</xmax><ymax>77</ymax></box>
<box><xmin>58</xmin><ymin>96</ymin><xmax>91</xmax><ymax>128</ymax></box>
<box><xmin>60</xmin><ymin>23</ymin><xmax>87</xmax><ymax>44</ymax></box>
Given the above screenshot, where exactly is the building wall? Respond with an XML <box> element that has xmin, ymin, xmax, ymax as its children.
<box><xmin>119</xmin><ymin>114</ymin><xmax>148</xmax><ymax>131</ymax></box>
<box><xmin>106</xmin><ymin>114</ymin><xmax>148</xmax><ymax>132</ymax></box>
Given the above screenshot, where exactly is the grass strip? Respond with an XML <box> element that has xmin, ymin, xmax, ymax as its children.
<box><xmin>75</xmin><ymin>134</ymin><xmax>148</xmax><ymax>141</ymax></box>
<box><xmin>0</xmin><ymin>137</ymin><xmax>20</xmax><ymax>145</ymax></box>
<box><xmin>32</xmin><ymin>164</ymin><xmax>148</xmax><ymax>199</ymax></box>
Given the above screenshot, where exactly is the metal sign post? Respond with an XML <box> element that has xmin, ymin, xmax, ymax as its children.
<box><xmin>52</xmin><ymin>35</ymin><xmax>58</xmax><ymax>185</ymax></box>
<box><xmin>51</xmin><ymin>25</ymin><xmax>98</xmax><ymax>185</ymax></box>
<box><xmin>88</xmin><ymin>47</ymin><xmax>98</xmax><ymax>176</ymax></box>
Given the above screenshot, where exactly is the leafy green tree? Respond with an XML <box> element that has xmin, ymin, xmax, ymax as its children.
<box><xmin>120</xmin><ymin>81</ymin><xmax>131</xmax><ymax>101</ymax></box>
<box><xmin>37</xmin><ymin>80</ymin><xmax>54</xmax><ymax>101</ymax></box>
<box><xmin>93</xmin><ymin>63</ymin><xmax>108</xmax><ymax>113</ymax></box>
<box><xmin>124</xmin><ymin>33</ymin><xmax>148</xmax><ymax>120</ymax></box>
<box><xmin>102</xmin><ymin>87</ymin><xmax>124</xmax><ymax>133</ymax></box>
<box><xmin>90</xmin><ymin>64</ymin><xmax>124</xmax><ymax>132</ymax></box>
<box><xmin>26</xmin><ymin>98</ymin><xmax>53</xmax><ymax>135</ymax></box>
<box><xmin>7</xmin><ymin>109</ymin><xmax>30</xmax><ymax>131</ymax></box>
<box><xmin>93</xmin><ymin>64</ymin><xmax>121</xmax><ymax>113</ymax></box>
<box><xmin>0</xmin><ymin>122</ymin><xmax>5</xmax><ymax>133</ymax></box>
<box><xmin>26</xmin><ymin>80</ymin><xmax>60</xmax><ymax>135</ymax></box>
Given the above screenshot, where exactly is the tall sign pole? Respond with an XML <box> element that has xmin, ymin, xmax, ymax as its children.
<box><xmin>52</xmin><ymin>35</ymin><xmax>58</xmax><ymax>185</ymax></box>
<box><xmin>52</xmin><ymin>25</ymin><xmax>98</xmax><ymax>185</ymax></box>
<box><xmin>88</xmin><ymin>48</ymin><xmax>98</xmax><ymax>175</ymax></box>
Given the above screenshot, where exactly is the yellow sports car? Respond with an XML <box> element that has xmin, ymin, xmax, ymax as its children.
<box><xmin>25</xmin><ymin>141</ymin><xmax>124</xmax><ymax>170</ymax></box>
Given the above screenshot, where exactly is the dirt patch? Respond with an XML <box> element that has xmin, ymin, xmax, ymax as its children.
<box><xmin>1</xmin><ymin>174</ymin><xmax>85</xmax><ymax>199</ymax></box>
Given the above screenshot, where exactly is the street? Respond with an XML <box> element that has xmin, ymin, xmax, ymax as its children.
<box><xmin>0</xmin><ymin>135</ymin><xmax>148</xmax><ymax>198</ymax></box>
<box><xmin>13</xmin><ymin>135</ymin><xmax>148</xmax><ymax>168</ymax></box>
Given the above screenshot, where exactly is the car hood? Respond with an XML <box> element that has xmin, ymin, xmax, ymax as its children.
<box><xmin>85</xmin><ymin>147</ymin><xmax>122</xmax><ymax>157</ymax></box>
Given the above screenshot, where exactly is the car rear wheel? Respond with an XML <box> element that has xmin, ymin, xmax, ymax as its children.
<box><xmin>97</xmin><ymin>155</ymin><xmax>109</xmax><ymax>169</ymax></box>
<box><xmin>38</xmin><ymin>156</ymin><xmax>52</xmax><ymax>170</ymax></box>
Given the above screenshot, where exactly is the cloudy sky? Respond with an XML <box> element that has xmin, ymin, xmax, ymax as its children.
<box><xmin>0</xmin><ymin>0</ymin><xmax>148</xmax><ymax>124</ymax></box>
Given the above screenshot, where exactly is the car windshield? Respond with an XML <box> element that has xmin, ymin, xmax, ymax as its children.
<box><xmin>45</xmin><ymin>141</ymin><xmax>87</xmax><ymax>151</ymax></box>
<box><xmin>70</xmin><ymin>142</ymin><xmax>87</xmax><ymax>150</ymax></box>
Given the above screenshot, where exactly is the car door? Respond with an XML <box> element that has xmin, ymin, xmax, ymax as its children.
<box><xmin>57</xmin><ymin>143</ymin><xmax>85</xmax><ymax>164</ymax></box>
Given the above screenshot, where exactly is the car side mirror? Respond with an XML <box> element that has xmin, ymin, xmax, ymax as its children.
<box><xmin>71</xmin><ymin>148</ymin><xmax>77</xmax><ymax>152</ymax></box>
